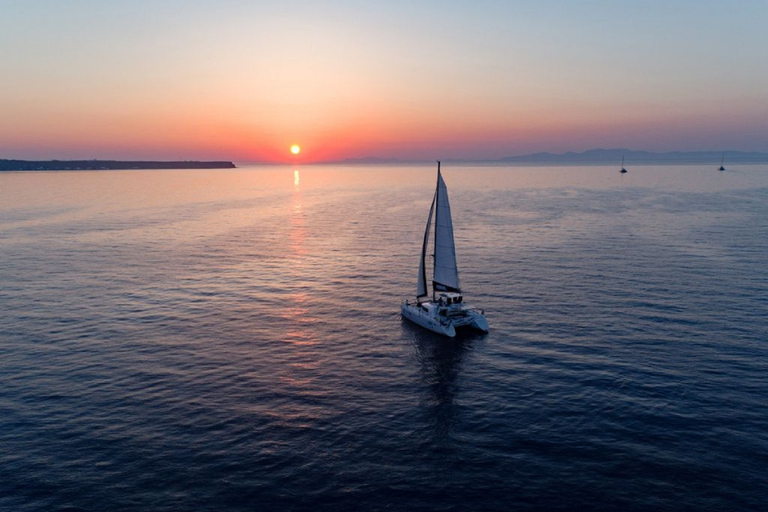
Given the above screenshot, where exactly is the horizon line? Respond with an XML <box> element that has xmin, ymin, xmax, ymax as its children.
<box><xmin>5</xmin><ymin>148</ymin><xmax>768</xmax><ymax>167</ymax></box>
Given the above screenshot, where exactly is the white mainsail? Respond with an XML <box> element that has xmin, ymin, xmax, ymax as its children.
<box><xmin>433</xmin><ymin>168</ymin><xmax>460</xmax><ymax>293</ymax></box>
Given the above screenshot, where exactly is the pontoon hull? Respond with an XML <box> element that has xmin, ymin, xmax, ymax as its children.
<box><xmin>401</xmin><ymin>301</ymin><xmax>488</xmax><ymax>338</ymax></box>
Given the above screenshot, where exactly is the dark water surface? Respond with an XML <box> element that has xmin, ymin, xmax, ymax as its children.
<box><xmin>1</xmin><ymin>165</ymin><xmax>767</xmax><ymax>511</ymax></box>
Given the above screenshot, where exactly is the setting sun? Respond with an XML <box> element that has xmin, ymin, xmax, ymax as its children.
<box><xmin>290</xmin><ymin>144</ymin><xmax>301</xmax><ymax>155</ymax></box>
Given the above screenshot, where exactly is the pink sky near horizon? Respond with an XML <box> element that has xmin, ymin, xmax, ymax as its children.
<box><xmin>1</xmin><ymin>1</ymin><xmax>767</xmax><ymax>163</ymax></box>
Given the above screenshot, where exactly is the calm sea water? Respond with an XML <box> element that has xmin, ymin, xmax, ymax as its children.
<box><xmin>1</xmin><ymin>164</ymin><xmax>767</xmax><ymax>511</ymax></box>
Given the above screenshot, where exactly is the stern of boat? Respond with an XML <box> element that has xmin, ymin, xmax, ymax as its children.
<box><xmin>469</xmin><ymin>310</ymin><xmax>489</xmax><ymax>333</ymax></box>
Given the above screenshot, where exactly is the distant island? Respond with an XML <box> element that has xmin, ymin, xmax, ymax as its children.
<box><xmin>328</xmin><ymin>149</ymin><xmax>768</xmax><ymax>166</ymax></box>
<box><xmin>327</xmin><ymin>156</ymin><xmax>404</xmax><ymax>165</ymax></box>
<box><xmin>493</xmin><ymin>149</ymin><xmax>768</xmax><ymax>165</ymax></box>
<box><xmin>0</xmin><ymin>159</ymin><xmax>236</xmax><ymax>171</ymax></box>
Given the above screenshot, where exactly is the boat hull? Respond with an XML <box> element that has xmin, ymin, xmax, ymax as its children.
<box><xmin>401</xmin><ymin>301</ymin><xmax>488</xmax><ymax>338</ymax></box>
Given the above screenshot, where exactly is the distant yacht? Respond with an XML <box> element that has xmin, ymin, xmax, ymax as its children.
<box><xmin>620</xmin><ymin>155</ymin><xmax>627</xmax><ymax>174</ymax></box>
<box><xmin>719</xmin><ymin>152</ymin><xmax>726</xmax><ymax>171</ymax></box>
<box><xmin>401</xmin><ymin>161</ymin><xmax>489</xmax><ymax>337</ymax></box>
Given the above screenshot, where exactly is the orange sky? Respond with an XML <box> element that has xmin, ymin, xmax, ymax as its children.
<box><xmin>1</xmin><ymin>1</ymin><xmax>767</xmax><ymax>162</ymax></box>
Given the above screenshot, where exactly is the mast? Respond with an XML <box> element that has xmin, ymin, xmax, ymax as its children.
<box><xmin>432</xmin><ymin>161</ymin><xmax>440</xmax><ymax>301</ymax></box>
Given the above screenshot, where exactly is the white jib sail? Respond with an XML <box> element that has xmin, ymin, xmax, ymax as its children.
<box><xmin>416</xmin><ymin>191</ymin><xmax>436</xmax><ymax>298</ymax></box>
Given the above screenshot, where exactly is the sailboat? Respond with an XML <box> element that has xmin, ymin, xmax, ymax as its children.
<box><xmin>620</xmin><ymin>155</ymin><xmax>627</xmax><ymax>173</ymax></box>
<box><xmin>401</xmin><ymin>162</ymin><xmax>489</xmax><ymax>337</ymax></box>
<box><xmin>719</xmin><ymin>152</ymin><xmax>726</xmax><ymax>171</ymax></box>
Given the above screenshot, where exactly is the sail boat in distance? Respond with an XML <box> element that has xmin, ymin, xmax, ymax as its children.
<box><xmin>719</xmin><ymin>152</ymin><xmax>726</xmax><ymax>171</ymax></box>
<box><xmin>620</xmin><ymin>155</ymin><xmax>627</xmax><ymax>173</ymax></box>
<box><xmin>401</xmin><ymin>161</ymin><xmax>489</xmax><ymax>337</ymax></box>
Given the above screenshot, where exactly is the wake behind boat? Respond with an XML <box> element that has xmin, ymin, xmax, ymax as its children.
<box><xmin>401</xmin><ymin>162</ymin><xmax>488</xmax><ymax>337</ymax></box>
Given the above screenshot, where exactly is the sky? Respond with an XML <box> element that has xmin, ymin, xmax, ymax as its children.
<box><xmin>1</xmin><ymin>0</ymin><xmax>767</xmax><ymax>163</ymax></box>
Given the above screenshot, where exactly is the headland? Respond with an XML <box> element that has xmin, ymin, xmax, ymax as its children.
<box><xmin>0</xmin><ymin>159</ymin><xmax>236</xmax><ymax>171</ymax></box>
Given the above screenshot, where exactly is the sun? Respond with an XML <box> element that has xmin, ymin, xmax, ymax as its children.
<box><xmin>290</xmin><ymin>144</ymin><xmax>301</xmax><ymax>155</ymax></box>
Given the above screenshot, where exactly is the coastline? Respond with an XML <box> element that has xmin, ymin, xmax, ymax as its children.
<box><xmin>0</xmin><ymin>159</ymin><xmax>236</xmax><ymax>171</ymax></box>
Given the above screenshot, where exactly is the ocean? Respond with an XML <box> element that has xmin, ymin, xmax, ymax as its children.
<box><xmin>1</xmin><ymin>164</ymin><xmax>766</xmax><ymax>511</ymax></box>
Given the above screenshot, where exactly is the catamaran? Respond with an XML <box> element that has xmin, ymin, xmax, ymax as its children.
<box><xmin>401</xmin><ymin>162</ymin><xmax>489</xmax><ymax>337</ymax></box>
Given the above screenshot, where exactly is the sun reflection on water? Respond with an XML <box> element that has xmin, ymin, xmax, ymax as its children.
<box><xmin>289</xmin><ymin>169</ymin><xmax>306</xmax><ymax>257</ymax></box>
<box><xmin>281</xmin><ymin>291</ymin><xmax>317</xmax><ymax>346</ymax></box>
<box><xmin>280</xmin><ymin>168</ymin><xmax>319</xmax><ymax>347</ymax></box>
